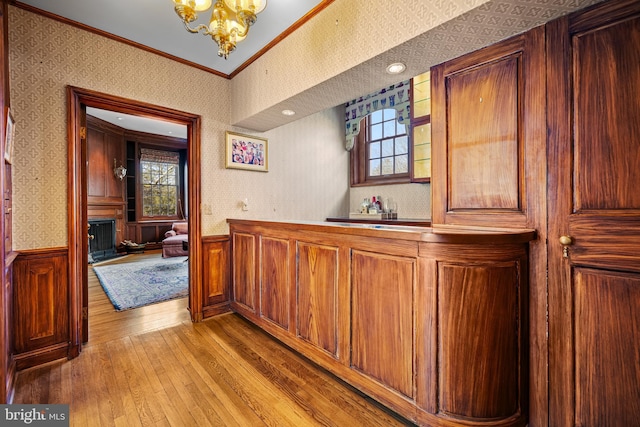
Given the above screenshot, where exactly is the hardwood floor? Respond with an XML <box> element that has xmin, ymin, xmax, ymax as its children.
<box><xmin>12</xmin><ymin>251</ymin><xmax>415</xmax><ymax>426</ymax></box>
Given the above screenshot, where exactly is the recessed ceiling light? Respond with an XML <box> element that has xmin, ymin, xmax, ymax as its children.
<box><xmin>386</xmin><ymin>62</ymin><xmax>406</xmax><ymax>74</ymax></box>
<box><xmin>282</xmin><ymin>109</ymin><xmax>296</xmax><ymax>116</ymax></box>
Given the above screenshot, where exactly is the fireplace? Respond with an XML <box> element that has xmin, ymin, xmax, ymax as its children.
<box><xmin>88</xmin><ymin>218</ymin><xmax>117</xmax><ymax>263</ymax></box>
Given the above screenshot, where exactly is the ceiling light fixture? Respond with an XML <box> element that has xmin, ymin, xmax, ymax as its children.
<box><xmin>386</xmin><ymin>62</ymin><xmax>406</xmax><ymax>74</ymax></box>
<box><xmin>281</xmin><ymin>109</ymin><xmax>295</xmax><ymax>116</ymax></box>
<box><xmin>173</xmin><ymin>0</ymin><xmax>267</xmax><ymax>60</ymax></box>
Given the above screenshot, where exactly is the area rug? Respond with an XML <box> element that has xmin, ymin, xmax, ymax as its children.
<box><xmin>93</xmin><ymin>256</ymin><xmax>188</xmax><ymax>311</ymax></box>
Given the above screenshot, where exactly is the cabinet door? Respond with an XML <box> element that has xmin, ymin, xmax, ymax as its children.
<box><xmin>547</xmin><ymin>1</ymin><xmax>640</xmax><ymax>425</ymax></box>
<box><xmin>351</xmin><ymin>250</ymin><xmax>415</xmax><ymax>398</ymax></box>
<box><xmin>13</xmin><ymin>252</ymin><xmax>69</xmax><ymax>355</ymax></box>
<box><xmin>296</xmin><ymin>242</ymin><xmax>339</xmax><ymax>357</ymax></box>
<box><xmin>431</xmin><ymin>27</ymin><xmax>545</xmax><ymax>229</ymax></box>
<box><xmin>232</xmin><ymin>232</ymin><xmax>257</xmax><ymax>312</ymax></box>
<box><xmin>260</xmin><ymin>236</ymin><xmax>291</xmax><ymax>331</ymax></box>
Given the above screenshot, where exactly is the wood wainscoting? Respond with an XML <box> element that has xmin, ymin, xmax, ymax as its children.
<box><xmin>12</xmin><ymin>248</ymin><xmax>70</xmax><ymax>370</ymax></box>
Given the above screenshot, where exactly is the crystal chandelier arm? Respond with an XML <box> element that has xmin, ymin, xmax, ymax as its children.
<box><xmin>182</xmin><ymin>21</ymin><xmax>211</xmax><ymax>34</ymax></box>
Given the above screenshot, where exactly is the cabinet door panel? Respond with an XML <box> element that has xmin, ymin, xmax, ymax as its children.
<box><xmin>439</xmin><ymin>262</ymin><xmax>520</xmax><ymax>419</ymax></box>
<box><xmin>351</xmin><ymin>250</ymin><xmax>415</xmax><ymax>398</ymax></box>
<box><xmin>260</xmin><ymin>237</ymin><xmax>290</xmax><ymax>330</ymax></box>
<box><xmin>232</xmin><ymin>233</ymin><xmax>256</xmax><ymax>311</ymax></box>
<box><xmin>297</xmin><ymin>243</ymin><xmax>338</xmax><ymax>357</ymax></box>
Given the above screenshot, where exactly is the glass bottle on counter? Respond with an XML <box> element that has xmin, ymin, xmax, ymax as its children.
<box><xmin>360</xmin><ymin>198</ymin><xmax>370</xmax><ymax>214</ymax></box>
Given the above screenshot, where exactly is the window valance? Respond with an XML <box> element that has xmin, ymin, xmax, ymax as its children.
<box><xmin>345</xmin><ymin>80</ymin><xmax>410</xmax><ymax>150</ymax></box>
<box><xmin>140</xmin><ymin>148</ymin><xmax>180</xmax><ymax>164</ymax></box>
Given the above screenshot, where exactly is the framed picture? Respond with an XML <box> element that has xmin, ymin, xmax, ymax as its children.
<box><xmin>4</xmin><ymin>108</ymin><xmax>14</xmax><ymax>164</ymax></box>
<box><xmin>225</xmin><ymin>131</ymin><xmax>268</xmax><ymax>172</ymax></box>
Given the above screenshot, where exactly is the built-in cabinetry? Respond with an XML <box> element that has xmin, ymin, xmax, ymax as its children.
<box><xmin>546</xmin><ymin>1</ymin><xmax>640</xmax><ymax>425</ymax></box>
<box><xmin>229</xmin><ymin>219</ymin><xmax>533</xmax><ymax>427</ymax></box>
<box><xmin>87</xmin><ymin>116</ymin><xmax>126</xmax><ymax>251</ymax></box>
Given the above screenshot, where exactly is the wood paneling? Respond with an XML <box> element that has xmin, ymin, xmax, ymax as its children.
<box><xmin>228</xmin><ymin>219</ymin><xmax>532</xmax><ymax>426</ymax></box>
<box><xmin>431</xmin><ymin>27</ymin><xmax>546</xmax><ymax>229</ymax></box>
<box><xmin>201</xmin><ymin>236</ymin><xmax>231</xmax><ymax>318</ymax></box>
<box><xmin>439</xmin><ymin>262</ymin><xmax>520</xmax><ymax>418</ymax></box>
<box><xmin>232</xmin><ymin>232</ymin><xmax>256</xmax><ymax>312</ymax></box>
<box><xmin>448</xmin><ymin>57</ymin><xmax>519</xmax><ymax>210</ymax></box>
<box><xmin>351</xmin><ymin>250</ymin><xmax>415</xmax><ymax>398</ymax></box>
<box><xmin>574</xmin><ymin>269</ymin><xmax>640</xmax><ymax>425</ymax></box>
<box><xmin>87</xmin><ymin>116</ymin><xmax>125</xmax><ymax>205</ymax></box>
<box><xmin>296</xmin><ymin>242</ymin><xmax>338</xmax><ymax>356</ymax></box>
<box><xmin>260</xmin><ymin>236</ymin><xmax>290</xmax><ymax>330</ymax></box>
<box><xmin>12</xmin><ymin>249</ymin><xmax>69</xmax><ymax>369</ymax></box>
<box><xmin>547</xmin><ymin>1</ymin><xmax>640</xmax><ymax>424</ymax></box>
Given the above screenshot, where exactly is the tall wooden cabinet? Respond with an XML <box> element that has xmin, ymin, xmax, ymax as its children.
<box><xmin>430</xmin><ymin>24</ymin><xmax>548</xmax><ymax>426</ymax></box>
<box><xmin>546</xmin><ymin>1</ymin><xmax>640</xmax><ymax>424</ymax></box>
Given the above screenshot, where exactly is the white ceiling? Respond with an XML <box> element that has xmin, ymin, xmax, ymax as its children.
<box><xmin>16</xmin><ymin>0</ymin><xmax>325</xmax><ymax>77</ymax></box>
<box><xmin>86</xmin><ymin>107</ymin><xmax>188</xmax><ymax>139</ymax></box>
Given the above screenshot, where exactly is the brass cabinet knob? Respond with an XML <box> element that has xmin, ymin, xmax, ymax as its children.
<box><xmin>559</xmin><ymin>235</ymin><xmax>573</xmax><ymax>246</ymax></box>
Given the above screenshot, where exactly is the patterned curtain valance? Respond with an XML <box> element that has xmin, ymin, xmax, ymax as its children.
<box><xmin>140</xmin><ymin>148</ymin><xmax>180</xmax><ymax>164</ymax></box>
<box><xmin>345</xmin><ymin>80</ymin><xmax>411</xmax><ymax>150</ymax></box>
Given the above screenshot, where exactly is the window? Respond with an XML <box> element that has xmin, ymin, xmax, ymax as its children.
<box><xmin>140</xmin><ymin>148</ymin><xmax>180</xmax><ymax>218</ymax></box>
<box><xmin>351</xmin><ymin>109</ymin><xmax>410</xmax><ymax>186</ymax></box>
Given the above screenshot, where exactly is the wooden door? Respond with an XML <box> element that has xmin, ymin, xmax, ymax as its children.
<box><xmin>547</xmin><ymin>1</ymin><xmax>640</xmax><ymax>425</ymax></box>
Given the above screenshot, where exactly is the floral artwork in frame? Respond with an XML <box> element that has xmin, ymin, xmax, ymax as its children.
<box><xmin>4</xmin><ymin>108</ymin><xmax>14</xmax><ymax>164</ymax></box>
<box><xmin>225</xmin><ymin>131</ymin><xmax>268</xmax><ymax>172</ymax></box>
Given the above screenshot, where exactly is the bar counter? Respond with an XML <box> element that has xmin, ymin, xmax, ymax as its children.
<box><xmin>227</xmin><ymin>218</ymin><xmax>534</xmax><ymax>427</ymax></box>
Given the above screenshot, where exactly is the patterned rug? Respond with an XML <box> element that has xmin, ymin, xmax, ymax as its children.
<box><xmin>93</xmin><ymin>256</ymin><xmax>188</xmax><ymax>311</ymax></box>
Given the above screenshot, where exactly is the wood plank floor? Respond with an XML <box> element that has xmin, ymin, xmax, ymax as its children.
<box><xmin>12</xmin><ymin>251</ymin><xmax>415</xmax><ymax>426</ymax></box>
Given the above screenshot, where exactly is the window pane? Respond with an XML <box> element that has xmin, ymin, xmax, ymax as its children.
<box><xmin>371</xmin><ymin>123</ymin><xmax>382</xmax><ymax>140</ymax></box>
<box><xmin>396</xmin><ymin>121</ymin><xmax>406</xmax><ymax>134</ymax></box>
<box><xmin>383</xmin><ymin>109</ymin><xmax>396</xmax><ymax>121</ymax></box>
<box><xmin>369</xmin><ymin>159</ymin><xmax>381</xmax><ymax>176</ymax></box>
<box><xmin>383</xmin><ymin>120</ymin><xmax>395</xmax><ymax>138</ymax></box>
<box><xmin>141</xmin><ymin>154</ymin><xmax>179</xmax><ymax>218</ymax></box>
<box><xmin>381</xmin><ymin>139</ymin><xmax>394</xmax><ymax>157</ymax></box>
<box><xmin>381</xmin><ymin>157</ymin><xmax>394</xmax><ymax>175</ymax></box>
<box><xmin>395</xmin><ymin>154</ymin><xmax>408</xmax><ymax>173</ymax></box>
<box><xmin>396</xmin><ymin>136</ymin><xmax>408</xmax><ymax>154</ymax></box>
<box><xmin>370</xmin><ymin>110</ymin><xmax>383</xmax><ymax>123</ymax></box>
<box><xmin>369</xmin><ymin>141</ymin><xmax>380</xmax><ymax>159</ymax></box>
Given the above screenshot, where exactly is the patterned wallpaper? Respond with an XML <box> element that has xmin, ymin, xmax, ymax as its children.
<box><xmin>7</xmin><ymin>7</ymin><xmax>352</xmax><ymax>250</ymax></box>
<box><xmin>231</xmin><ymin>0</ymin><xmax>603</xmax><ymax>132</ymax></box>
<box><xmin>231</xmin><ymin>0</ymin><xmax>488</xmax><ymax>130</ymax></box>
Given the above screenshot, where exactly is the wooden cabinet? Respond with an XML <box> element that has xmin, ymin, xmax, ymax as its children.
<box><xmin>12</xmin><ymin>249</ymin><xmax>69</xmax><ymax>370</ymax></box>
<box><xmin>229</xmin><ymin>219</ymin><xmax>532</xmax><ymax>426</ymax></box>
<box><xmin>431</xmin><ymin>27</ymin><xmax>546</xmax><ymax>229</ymax></box>
<box><xmin>546</xmin><ymin>1</ymin><xmax>640</xmax><ymax>424</ymax></box>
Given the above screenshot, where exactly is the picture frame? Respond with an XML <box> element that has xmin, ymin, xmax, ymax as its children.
<box><xmin>4</xmin><ymin>108</ymin><xmax>14</xmax><ymax>164</ymax></box>
<box><xmin>225</xmin><ymin>131</ymin><xmax>268</xmax><ymax>172</ymax></box>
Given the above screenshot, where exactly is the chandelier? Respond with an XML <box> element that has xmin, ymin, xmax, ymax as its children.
<box><xmin>173</xmin><ymin>0</ymin><xmax>267</xmax><ymax>59</ymax></box>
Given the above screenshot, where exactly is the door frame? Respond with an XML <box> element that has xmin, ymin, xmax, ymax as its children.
<box><xmin>67</xmin><ymin>86</ymin><xmax>203</xmax><ymax>356</ymax></box>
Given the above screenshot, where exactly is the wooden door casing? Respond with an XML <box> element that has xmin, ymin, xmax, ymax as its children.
<box><xmin>547</xmin><ymin>0</ymin><xmax>640</xmax><ymax>425</ymax></box>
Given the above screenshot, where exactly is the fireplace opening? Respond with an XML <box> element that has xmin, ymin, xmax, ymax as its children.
<box><xmin>88</xmin><ymin>218</ymin><xmax>117</xmax><ymax>263</ymax></box>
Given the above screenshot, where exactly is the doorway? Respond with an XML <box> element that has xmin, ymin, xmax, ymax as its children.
<box><xmin>67</xmin><ymin>86</ymin><xmax>203</xmax><ymax>357</ymax></box>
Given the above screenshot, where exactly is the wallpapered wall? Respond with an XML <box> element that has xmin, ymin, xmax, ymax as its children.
<box><xmin>6</xmin><ymin>7</ymin><xmax>352</xmax><ymax>250</ymax></box>
<box><xmin>8</xmin><ymin>6</ymin><xmax>431</xmax><ymax>250</ymax></box>
<box><xmin>231</xmin><ymin>0</ymin><xmax>488</xmax><ymax>125</ymax></box>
